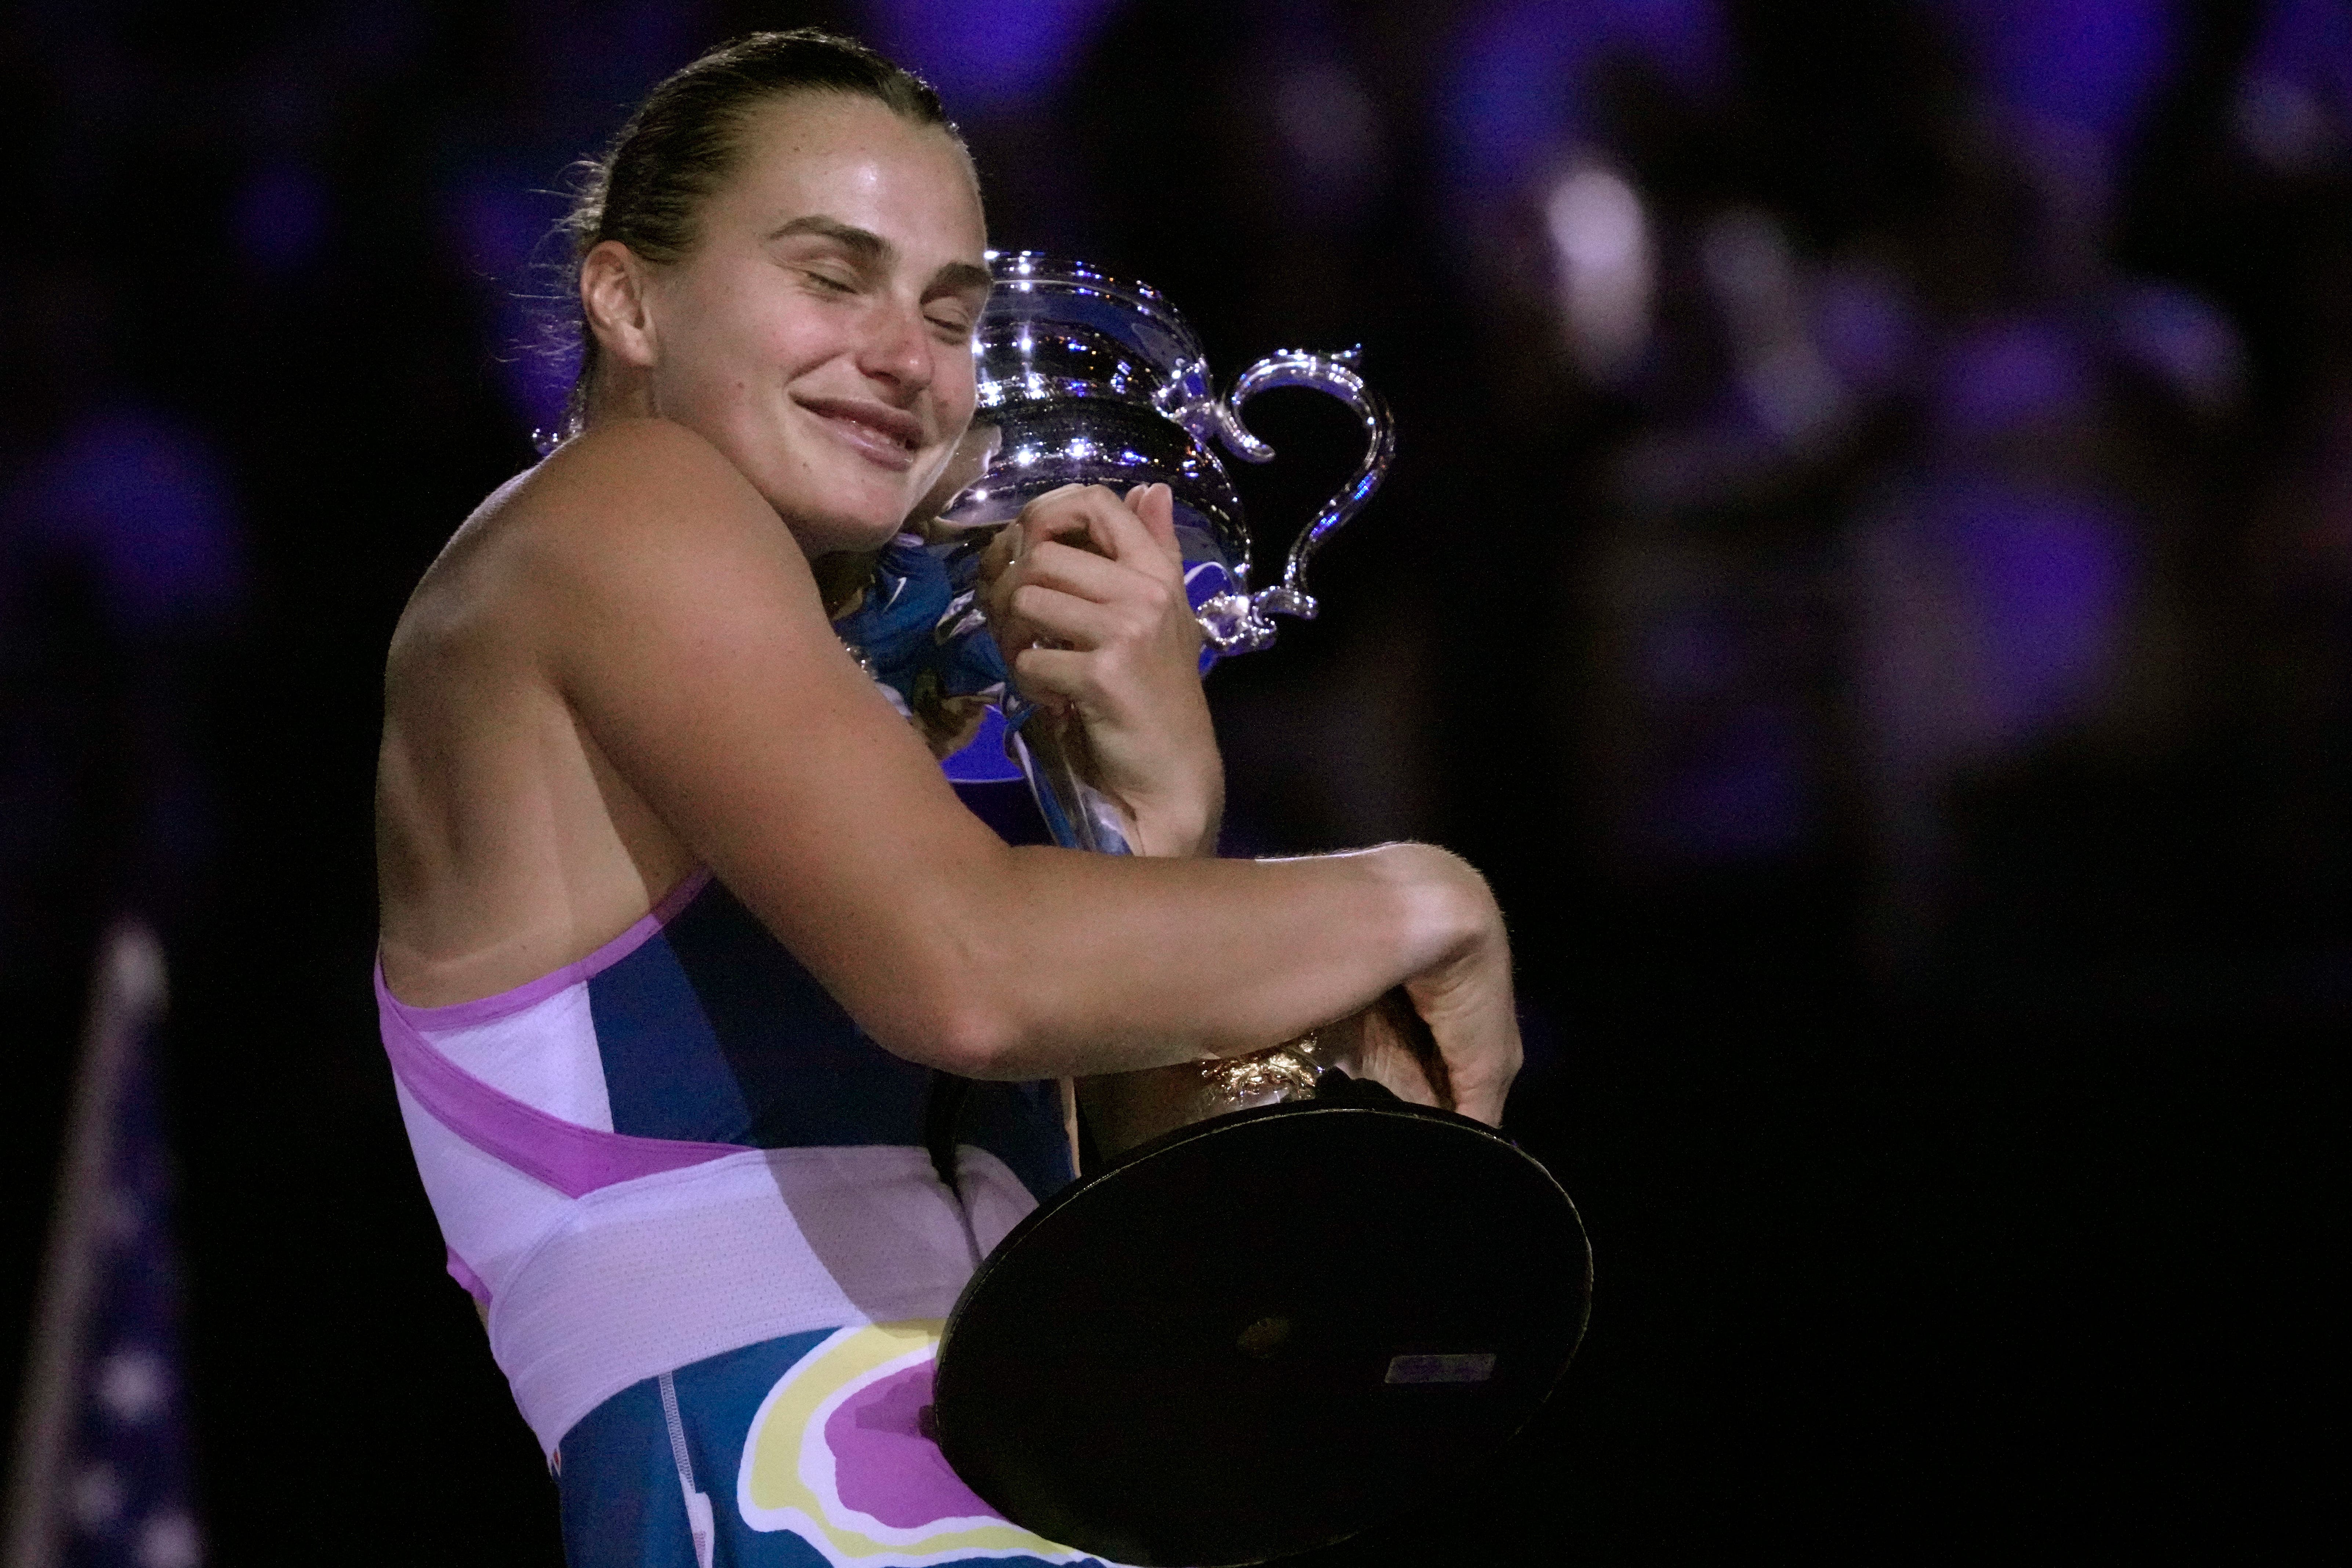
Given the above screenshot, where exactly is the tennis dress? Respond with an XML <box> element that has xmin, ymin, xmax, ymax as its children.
<box><xmin>375</xmin><ymin>862</ymin><xmax>1114</xmax><ymax>1568</ymax></box>
<box><xmin>377</xmin><ymin>536</ymin><xmax>1118</xmax><ymax>1566</ymax></box>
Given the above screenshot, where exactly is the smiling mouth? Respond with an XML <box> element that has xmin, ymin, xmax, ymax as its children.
<box><xmin>796</xmin><ymin>397</ymin><xmax>925</xmax><ymax>471</ymax></box>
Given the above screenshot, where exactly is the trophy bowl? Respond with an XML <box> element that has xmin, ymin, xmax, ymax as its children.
<box><xmin>930</xmin><ymin>251</ymin><xmax>1400</xmax><ymax>851</ymax></box>
<box><xmin>939</xmin><ymin>251</ymin><xmax>1398</xmax><ymax>657</ymax></box>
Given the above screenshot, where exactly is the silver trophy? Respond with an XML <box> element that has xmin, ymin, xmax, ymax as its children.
<box><xmin>937</xmin><ymin>252</ymin><xmax>1423</xmax><ymax>1141</ymax></box>
<box><xmin>940</xmin><ymin>251</ymin><xmax>1397</xmax><ymax>860</ymax></box>
<box><xmin>928</xmin><ymin>260</ymin><xmax>1591</xmax><ymax>1568</ymax></box>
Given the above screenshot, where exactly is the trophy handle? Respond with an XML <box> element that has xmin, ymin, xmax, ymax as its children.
<box><xmin>1200</xmin><ymin>346</ymin><xmax>1397</xmax><ymax>645</ymax></box>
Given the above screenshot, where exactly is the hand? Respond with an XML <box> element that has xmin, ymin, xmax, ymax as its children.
<box><xmin>1382</xmin><ymin>847</ymin><xmax>1522</xmax><ymax>1126</ymax></box>
<box><xmin>1320</xmin><ymin>988</ymin><xmax>1456</xmax><ymax>1111</ymax></box>
<box><xmin>979</xmin><ymin>483</ymin><xmax>1224</xmax><ymax>857</ymax></box>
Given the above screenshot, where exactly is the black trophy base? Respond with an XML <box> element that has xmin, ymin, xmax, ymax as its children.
<box><xmin>932</xmin><ymin>1073</ymin><xmax>1592</xmax><ymax>1567</ymax></box>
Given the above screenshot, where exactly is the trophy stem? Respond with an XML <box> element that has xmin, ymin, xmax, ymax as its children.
<box><xmin>1007</xmin><ymin>707</ymin><xmax>1135</xmax><ymax>857</ymax></box>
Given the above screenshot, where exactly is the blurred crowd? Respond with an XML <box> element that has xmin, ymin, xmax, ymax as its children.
<box><xmin>10</xmin><ymin>0</ymin><xmax>2352</xmax><ymax>1010</ymax></box>
<box><xmin>4</xmin><ymin>0</ymin><xmax>2351</xmax><ymax>1558</ymax></box>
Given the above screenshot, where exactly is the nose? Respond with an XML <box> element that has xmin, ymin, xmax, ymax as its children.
<box><xmin>856</xmin><ymin>294</ymin><xmax>934</xmax><ymax>399</ymax></box>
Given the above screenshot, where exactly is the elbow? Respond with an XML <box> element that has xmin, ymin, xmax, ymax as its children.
<box><xmin>844</xmin><ymin>853</ymin><xmax>1050</xmax><ymax>1078</ymax></box>
<box><xmin>871</xmin><ymin>984</ymin><xmax>1031</xmax><ymax>1079</ymax></box>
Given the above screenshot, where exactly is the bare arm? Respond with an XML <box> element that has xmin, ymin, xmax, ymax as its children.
<box><xmin>529</xmin><ymin>422</ymin><xmax>1520</xmax><ymax>1118</ymax></box>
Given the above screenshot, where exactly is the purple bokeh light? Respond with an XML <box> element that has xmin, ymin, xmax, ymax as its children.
<box><xmin>1858</xmin><ymin>478</ymin><xmax>2131</xmax><ymax>769</ymax></box>
<box><xmin>1642</xmin><ymin>703</ymin><xmax>1814</xmax><ymax>861</ymax></box>
<box><xmin>857</xmin><ymin>0</ymin><xmax>1126</xmax><ymax>112</ymax></box>
<box><xmin>1928</xmin><ymin>0</ymin><xmax>2181</xmax><ymax>143</ymax></box>
<box><xmin>2236</xmin><ymin>0</ymin><xmax>2352</xmax><ymax>170</ymax></box>
<box><xmin>1439</xmin><ymin>0</ymin><xmax>1731</xmax><ymax>200</ymax></box>
<box><xmin>445</xmin><ymin>167</ymin><xmax>580</xmax><ymax>436</ymax></box>
<box><xmin>1932</xmin><ymin>320</ymin><xmax>2094</xmax><ymax>448</ymax></box>
<box><xmin>1953</xmin><ymin>484</ymin><xmax>2128</xmax><ymax>745</ymax></box>
<box><xmin>2109</xmin><ymin>282</ymin><xmax>2246</xmax><ymax>413</ymax></box>
<box><xmin>9</xmin><ymin>406</ymin><xmax>247</xmax><ymax>636</ymax></box>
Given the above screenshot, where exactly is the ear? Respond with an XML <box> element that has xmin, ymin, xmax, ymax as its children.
<box><xmin>580</xmin><ymin>240</ymin><xmax>659</xmax><ymax>370</ymax></box>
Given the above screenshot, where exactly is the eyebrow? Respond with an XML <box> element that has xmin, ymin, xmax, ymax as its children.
<box><xmin>766</xmin><ymin>214</ymin><xmax>889</xmax><ymax>258</ymax></box>
<box><xmin>931</xmin><ymin>259</ymin><xmax>996</xmax><ymax>297</ymax></box>
<box><xmin>765</xmin><ymin>215</ymin><xmax>994</xmax><ymax>298</ymax></box>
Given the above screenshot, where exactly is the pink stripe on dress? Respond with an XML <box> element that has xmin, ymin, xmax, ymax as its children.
<box><xmin>374</xmin><ymin>870</ymin><xmax>746</xmax><ymax>1201</ymax></box>
<box><xmin>384</xmin><ymin>869</ymin><xmax>714</xmax><ymax>1028</ymax></box>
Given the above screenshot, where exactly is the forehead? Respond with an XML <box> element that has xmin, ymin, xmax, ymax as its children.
<box><xmin>714</xmin><ymin>92</ymin><xmax>986</xmax><ymax>260</ymax></box>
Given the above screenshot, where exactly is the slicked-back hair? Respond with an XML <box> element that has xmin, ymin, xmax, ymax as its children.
<box><xmin>554</xmin><ymin>29</ymin><xmax>965</xmax><ymax>437</ymax></box>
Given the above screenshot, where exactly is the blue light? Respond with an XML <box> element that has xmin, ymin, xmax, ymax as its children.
<box><xmin>1928</xmin><ymin>0</ymin><xmax>2181</xmax><ymax>141</ymax></box>
<box><xmin>1439</xmin><ymin>0</ymin><xmax>1731</xmax><ymax>200</ymax></box>
<box><xmin>857</xmin><ymin>0</ymin><xmax>1127</xmax><ymax>111</ymax></box>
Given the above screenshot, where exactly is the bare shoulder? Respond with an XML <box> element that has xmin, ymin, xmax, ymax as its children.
<box><xmin>391</xmin><ymin>418</ymin><xmax>815</xmax><ymax>676</ymax></box>
<box><xmin>518</xmin><ymin>417</ymin><xmax>770</xmax><ymax>548</ymax></box>
<box><xmin>376</xmin><ymin>419</ymin><xmax>802</xmax><ymax>991</ymax></box>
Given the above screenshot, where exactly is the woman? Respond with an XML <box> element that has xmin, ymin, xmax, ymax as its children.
<box><xmin>373</xmin><ymin>30</ymin><xmax>1521</xmax><ymax>1568</ymax></box>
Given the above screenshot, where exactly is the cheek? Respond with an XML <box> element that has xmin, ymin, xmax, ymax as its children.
<box><xmin>662</xmin><ymin>267</ymin><xmax>825</xmax><ymax>389</ymax></box>
<box><xmin>934</xmin><ymin>354</ymin><xmax>979</xmax><ymax>422</ymax></box>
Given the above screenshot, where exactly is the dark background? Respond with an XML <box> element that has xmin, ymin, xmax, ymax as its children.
<box><xmin>3</xmin><ymin>0</ymin><xmax>2342</xmax><ymax>1558</ymax></box>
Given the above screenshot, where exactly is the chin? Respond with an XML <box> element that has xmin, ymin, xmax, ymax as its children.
<box><xmin>799</xmin><ymin>452</ymin><xmax>959</xmax><ymax>553</ymax></box>
<box><xmin>748</xmin><ymin>465</ymin><xmax>915</xmax><ymax>556</ymax></box>
<box><xmin>774</xmin><ymin>489</ymin><xmax>919</xmax><ymax>557</ymax></box>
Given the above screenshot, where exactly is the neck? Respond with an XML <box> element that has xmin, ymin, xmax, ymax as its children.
<box><xmin>810</xmin><ymin>549</ymin><xmax>883</xmax><ymax>619</ymax></box>
<box><xmin>582</xmin><ymin>370</ymin><xmax>658</xmax><ymax>429</ymax></box>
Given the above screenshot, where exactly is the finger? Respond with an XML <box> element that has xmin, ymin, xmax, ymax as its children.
<box><xmin>1009</xmin><ymin>583</ymin><xmax>1133</xmax><ymax>650</ymax></box>
<box><xmin>1021</xmin><ymin>486</ymin><xmax>1177</xmax><ymax>581</ymax></box>
<box><xmin>976</xmin><ymin>526</ymin><xmax>1027</xmax><ymax>635</ymax></box>
<box><xmin>1135</xmin><ymin>482</ymin><xmax>1181</xmax><ymax>567</ymax></box>
<box><xmin>1008</xmin><ymin>644</ymin><xmax>1095</xmax><ymax>709</ymax></box>
<box><xmin>976</xmin><ymin>522</ymin><xmax>1019</xmax><ymax>587</ymax></box>
<box><xmin>1371</xmin><ymin>988</ymin><xmax>1454</xmax><ymax>1110</ymax></box>
<box><xmin>1006</xmin><ymin>643</ymin><xmax>1187</xmax><ymax>734</ymax></box>
<box><xmin>1015</xmin><ymin>485</ymin><xmax>1122</xmax><ymax>555</ymax></box>
<box><xmin>1016</xmin><ymin>538</ymin><xmax>1179</xmax><ymax>610</ymax></box>
<box><xmin>1441</xmin><ymin>1033</ymin><xmax>1516</xmax><ymax>1126</ymax></box>
<box><xmin>1081</xmin><ymin>487</ymin><xmax>1181</xmax><ymax>579</ymax></box>
<box><xmin>1400</xmin><ymin>983</ymin><xmax>1514</xmax><ymax>1127</ymax></box>
<box><xmin>1347</xmin><ymin>1009</ymin><xmax>1447</xmax><ymax>1109</ymax></box>
<box><xmin>1022</xmin><ymin>483</ymin><xmax>1089</xmax><ymax>512</ymax></box>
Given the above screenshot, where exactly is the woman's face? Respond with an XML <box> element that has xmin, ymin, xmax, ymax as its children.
<box><xmin>629</xmin><ymin>93</ymin><xmax>991</xmax><ymax>556</ymax></box>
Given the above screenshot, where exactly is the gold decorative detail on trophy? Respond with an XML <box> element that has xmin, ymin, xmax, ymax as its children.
<box><xmin>1196</xmin><ymin>1032</ymin><xmax>1323</xmax><ymax>1105</ymax></box>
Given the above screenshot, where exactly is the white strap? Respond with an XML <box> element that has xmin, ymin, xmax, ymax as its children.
<box><xmin>657</xmin><ymin>1371</ymin><xmax>715</xmax><ymax>1568</ymax></box>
